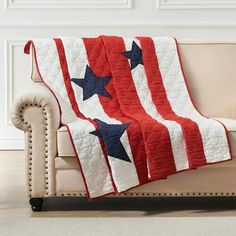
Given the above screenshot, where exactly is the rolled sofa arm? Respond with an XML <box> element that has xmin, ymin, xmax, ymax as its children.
<box><xmin>11</xmin><ymin>82</ymin><xmax>60</xmax><ymax>198</ymax></box>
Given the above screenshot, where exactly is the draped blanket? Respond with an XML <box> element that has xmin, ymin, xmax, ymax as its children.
<box><xmin>25</xmin><ymin>36</ymin><xmax>231</xmax><ymax>199</ymax></box>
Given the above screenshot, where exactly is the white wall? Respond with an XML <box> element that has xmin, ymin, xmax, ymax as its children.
<box><xmin>1</xmin><ymin>0</ymin><xmax>236</xmax><ymax>149</ymax></box>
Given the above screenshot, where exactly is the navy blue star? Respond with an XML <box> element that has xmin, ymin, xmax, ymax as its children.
<box><xmin>90</xmin><ymin>119</ymin><xmax>131</xmax><ymax>163</ymax></box>
<box><xmin>122</xmin><ymin>41</ymin><xmax>143</xmax><ymax>70</ymax></box>
<box><xmin>71</xmin><ymin>65</ymin><xmax>112</xmax><ymax>101</ymax></box>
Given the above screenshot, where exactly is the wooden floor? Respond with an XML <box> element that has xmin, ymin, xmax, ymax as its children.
<box><xmin>2</xmin><ymin>151</ymin><xmax>236</xmax><ymax>218</ymax></box>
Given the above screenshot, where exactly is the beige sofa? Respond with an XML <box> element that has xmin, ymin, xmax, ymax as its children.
<box><xmin>11</xmin><ymin>40</ymin><xmax>236</xmax><ymax>211</ymax></box>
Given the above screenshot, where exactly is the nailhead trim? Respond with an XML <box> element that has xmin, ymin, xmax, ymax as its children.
<box><xmin>44</xmin><ymin>107</ymin><xmax>49</xmax><ymax>195</ymax></box>
<box><xmin>19</xmin><ymin>102</ymin><xmax>49</xmax><ymax>197</ymax></box>
<box><xmin>53</xmin><ymin>192</ymin><xmax>236</xmax><ymax>197</ymax></box>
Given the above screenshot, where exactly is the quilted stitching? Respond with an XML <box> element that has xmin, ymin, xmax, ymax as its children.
<box><xmin>28</xmin><ymin>36</ymin><xmax>231</xmax><ymax>199</ymax></box>
<box><xmin>154</xmin><ymin>37</ymin><xmax>230</xmax><ymax>162</ymax></box>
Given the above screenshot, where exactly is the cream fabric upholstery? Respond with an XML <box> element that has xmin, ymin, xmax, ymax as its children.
<box><xmin>57</xmin><ymin>127</ymin><xmax>75</xmax><ymax>157</ymax></box>
<box><xmin>56</xmin><ymin>169</ymin><xmax>86</xmax><ymax>193</ymax></box>
<box><xmin>178</xmin><ymin>42</ymin><xmax>236</xmax><ymax>119</ymax></box>
<box><xmin>11</xmin><ymin>82</ymin><xmax>60</xmax><ymax>197</ymax></box>
<box><xmin>10</xmin><ymin>41</ymin><xmax>236</xmax><ymax>198</ymax></box>
<box><xmin>55</xmin><ymin>156</ymin><xmax>79</xmax><ymax>169</ymax></box>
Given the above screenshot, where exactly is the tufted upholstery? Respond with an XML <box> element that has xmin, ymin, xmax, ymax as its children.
<box><xmin>11</xmin><ymin>40</ymin><xmax>236</xmax><ymax>198</ymax></box>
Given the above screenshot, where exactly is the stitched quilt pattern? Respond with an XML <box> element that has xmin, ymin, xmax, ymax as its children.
<box><xmin>25</xmin><ymin>36</ymin><xmax>231</xmax><ymax>198</ymax></box>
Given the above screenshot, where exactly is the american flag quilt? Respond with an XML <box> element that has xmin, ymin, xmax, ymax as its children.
<box><xmin>24</xmin><ymin>36</ymin><xmax>232</xmax><ymax>199</ymax></box>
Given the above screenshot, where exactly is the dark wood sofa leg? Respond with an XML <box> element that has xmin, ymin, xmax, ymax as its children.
<box><xmin>29</xmin><ymin>198</ymin><xmax>44</xmax><ymax>212</ymax></box>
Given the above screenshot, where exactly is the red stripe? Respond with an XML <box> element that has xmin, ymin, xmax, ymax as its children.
<box><xmin>101</xmin><ymin>35</ymin><xmax>177</xmax><ymax>179</ymax></box>
<box><xmin>137</xmin><ymin>37</ymin><xmax>207</xmax><ymax>168</ymax></box>
<box><xmin>54</xmin><ymin>38</ymin><xmax>116</xmax><ymax>195</ymax></box>
<box><xmin>83</xmin><ymin>37</ymin><xmax>148</xmax><ymax>184</ymax></box>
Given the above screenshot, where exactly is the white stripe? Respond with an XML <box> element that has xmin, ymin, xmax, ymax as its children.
<box><xmin>33</xmin><ymin>38</ymin><xmax>114</xmax><ymax>197</ymax></box>
<box><xmin>153</xmin><ymin>37</ymin><xmax>231</xmax><ymax>163</ymax></box>
<box><xmin>62</xmin><ymin>37</ymin><xmax>139</xmax><ymax>192</ymax></box>
<box><xmin>33</xmin><ymin>39</ymin><xmax>77</xmax><ymax>124</ymax></box>
<box><xmin>123</xmin><ymin>37</ymin><xmax>189</xmax><ymax>171</ymax></box>
<box><xmin>67</xmin><ymin>121</ymin><xmax>114</xmax><ymax>197</ymax></box>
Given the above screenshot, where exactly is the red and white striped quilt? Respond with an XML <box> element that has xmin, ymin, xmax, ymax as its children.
<box><xmin>25</xmin><ymin>36</ymin><xmax>232</xmax><ymax>199</ymax></box>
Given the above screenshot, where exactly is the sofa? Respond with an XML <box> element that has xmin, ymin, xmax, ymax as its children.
<box><xmin>11</xmin><ymin>40</ymin><xmax>236</xmax><ymax>211</ymax></box>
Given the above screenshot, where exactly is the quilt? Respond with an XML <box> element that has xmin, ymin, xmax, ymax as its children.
<box><xmin>24</xmin><ymin>36</ymin><xmax>232</xmax><ymax>199</ymax></box>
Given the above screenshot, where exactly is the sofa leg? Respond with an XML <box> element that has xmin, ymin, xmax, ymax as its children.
<box><xmin>29</xmin><ymin>198</ymin><xmax>44</xmax><ymax>212</ymax></box>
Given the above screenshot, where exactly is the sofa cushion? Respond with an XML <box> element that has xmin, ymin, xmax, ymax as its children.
<box><xmin>57</xmin><ymin>117</ymin><xmax>236</xmax><ymax>157</ymax></box>
<box><xmin>55</xmin><ymin>156</ymin><xmax>79</xmax><ymax>169</ymax></box>
<box><xmin>57</xmin><ymin>126</ymin><xmax>75</xmax><ymax>157</ymax></box>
